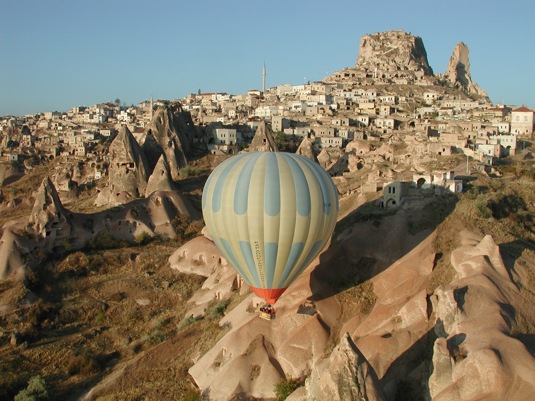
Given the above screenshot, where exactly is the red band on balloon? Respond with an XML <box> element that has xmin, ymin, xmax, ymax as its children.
<box><xmin>249</xmin><ymin>286</ymin><xmax>287</xmax><ymax>305</ymax></box>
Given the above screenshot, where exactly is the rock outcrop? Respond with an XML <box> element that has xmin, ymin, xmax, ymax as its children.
<box><xmin>146</xmin><ymin>104</ymin><xmax>195</xmax><ymax>179</ymax></box>
<box><xmin>145</xmin><ymin>155</ymin><xmax>175</xmax><ymax>196</ymax></box>
<box><xmin>428</xmin><ymin>231</ymin><xmax>535</xmax><ymax>400</ymax></box>
<box><xmin>0</xmin><ymin>229</ymin><xmax>33</xmax><ymax>280</ymax></box>
<box><xmin>28</xmin><ymin>177</ymin><xmax>73</xmax><ymax>251</ymax></box>
<box><xmin>96</xmin><ymin>125</ymin><xmax>150</xmax><ymax>206</ymax></box>
<box><xmin>306</xmin><ymin>333</ymin><xmax>386</xmax><ymax>401</ymax></box>
<box><xmin>444</xmin><ymin>42</ymin><xmax>488</xmax><ymax>97</ymax></box>
<box><xmin>295</xmin><ymin>136</ymin><xmax>316</xmax><ymax>161</ymax></box>
<box><xmin>52</xmin><ymin>164</ymin><xmax>78</xmax><ymax>202</ymax></box>
<box><xmin>356</xmin><ymin>30</ymin><xmax>434</xmax><ymax>76</ymax></box>
<box><xmin>248</xmin><ymin>121</ymin><xmax>278</xmax><ymax>152</ymax></box>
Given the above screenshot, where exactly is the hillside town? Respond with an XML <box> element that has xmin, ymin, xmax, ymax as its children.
<box><xmin>1</xmin><ymin>30</ymin><xmax>535</xmax><ymax>401</ymax></box>
<box><xmin>1</xmin><ymin>32</ymin><xmax>533</xmax><ymax>211</ymax></box>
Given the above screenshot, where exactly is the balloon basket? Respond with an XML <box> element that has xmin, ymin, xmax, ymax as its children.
<box><xmin>259</xmin><ymin>305</ymin><xmax>276</xmax><ymax>320</ymax></box>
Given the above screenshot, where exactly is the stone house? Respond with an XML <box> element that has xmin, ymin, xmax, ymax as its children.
<box><xmin>337</xmin><ymin>129</ymin><xmax>354</xmax><ymax>142</ymax></box>
<box><xmin>476</xmin><ymin>143</ymin><xmax>501</xmax><ymax>158</ymax></box>
<box><xmin>511</xmin><ymin>106</ymin><xmax>534</xmax><ymax>135</ymax></box>
<box><xmin>74</xmin><ymin>144</ymin><xmax>87</xmax><ymax>157</ymax></box>
<box><xmin>423</xmin><ymin>91</ymin><xmax>439</xmax><ymax>103</ymax></box>
<box><xmin>428</xmin><ymin>143</ymin><xmax>453</xmax><ymax>156</ymax></box>
<box><xmin>377</xmin><ymin>95</ymin><xmax>396</xmax><ymax>104</ymax></box>
<box><xmin>212</xmin><ymin>128</ymin><xmax>238</xmax><ymax>145</ymax></box>
<box><xmin>255</xmin><ymin>105</ymin><xmax>279</xmax><ymax>118</ymax></box>
<box><xmin>332</xmin><ymin>117</ymin><xmax>350</xmax><ymax>127</ymax></box>
<box><xmin>271</xmin><ymin>116</ymin><xmax>290</xmax><ymax>132</ymax></box>
<box><xmin>378</xmin><ymin>105</ymin><xmax>394</xmax><ymax>116</ymax></box>
<box><xmin>353</xmin><ymin>115</ymin><xmax>370</xmax><ymax>127</ymax></box>
<box><xmin>382</xmin><ymin>181</ymin><xmax>410</xmax><ymax>208</ymax></box>
<box><xmin>316</xmin><ymin>136</ymin><xmax>343</xmax><ymax>149</ymax></box>
<box><xmin>489</xmin><ymin>133</ymin><xmax>517</xmax><ymax>156</ymax></box>
<box><xmin>375</xmin><ymin>117</ymin><xmax>396</xmax><ymax>131</ymax></box>
<box><xmin>312</xmin><ymin>126</ymin><xmax>336</xmax><ymax>137</ymax></box>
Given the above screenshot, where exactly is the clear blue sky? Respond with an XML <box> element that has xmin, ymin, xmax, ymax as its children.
<box><xmin>1</xmin><ymin>0</ymin><xmax>534</xmax><ymax>117</ymax></box>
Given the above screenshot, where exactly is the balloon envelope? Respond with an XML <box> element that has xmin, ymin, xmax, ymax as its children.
<box><xmin>202</xmin><ymin>152</ymin><xmax>338</xmax><ymax>304</ymax></box>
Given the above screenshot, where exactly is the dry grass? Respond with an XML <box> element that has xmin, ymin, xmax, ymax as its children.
<box><xmin>0</xmin><ymin>239</ymin><xmax>207</xmax><ymax>400</ymax></box>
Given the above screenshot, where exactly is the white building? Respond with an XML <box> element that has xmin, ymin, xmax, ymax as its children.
<box><xmin>511</xmin><ymin>106</ymin><xmax>534</xmax><ymax>135</ymax></box>
<box><xmin>212</xmin><ymin>128</ymin><xmax>238</xmax><ymax>145</ymax></box>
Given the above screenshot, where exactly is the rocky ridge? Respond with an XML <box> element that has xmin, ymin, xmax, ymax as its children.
<box><xmin>444</xmin><ymin>42</ymin><xmax>488</xmax><ymax>97</ymax></box>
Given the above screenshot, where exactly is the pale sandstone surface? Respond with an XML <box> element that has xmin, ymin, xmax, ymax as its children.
<box><xmin>295</xmin><ymin>136</ymin><xmax>317</xmax><ymax>161</ymax></box>
<box><xmin>249</xmin><ymin>121</ymin><xmax>279</xmax><ymax>152</ymax></box>
<box><xmin>306</xmin><ymin>333</ymin><xmax>386</xmax><ymax>401</ymax></box>
<box><xmin>95</xmin><ymin>125</ymin><xmax>150</xmax><ymax>206</ymax></box>
<box><xmin>356</xmin><ymin>30</ymin><xmax>434</xmax><ymax>76</ymax></box>
<box><xmin>145</xmin><ymin>154</ymin><xmax>175</xmax><ymax>196</ymax></box>
<box><xmin>178</xmin><ymin>217</ymin><xmax>535</xmax><ymax>400</ymax></box>
<box><xmin>0</xmin><ymin>178</ymin><xmax>199</xmax><ymax>282</ymax></box>
<box><xmin>444</xmin><ymin>42</ymin><xmax>488</xmax><ymax>97</ymax></box>
<box><xmin>428</xmin><ymin>231</ymin><xmax>535</xmax><ymax>401</ymax></box>
<box><xmin>146</xmin><ymin>105</ymin><xmax>195</xmax><ymax>180</ymax></box>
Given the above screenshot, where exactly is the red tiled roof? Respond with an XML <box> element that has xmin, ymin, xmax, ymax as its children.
<box><xmin>512</xmin><ymin>106</ymin><xmax>532</xmax><ymax>112</ymax></box>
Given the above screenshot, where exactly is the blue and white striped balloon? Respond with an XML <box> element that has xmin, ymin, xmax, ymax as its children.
<box><xmin>202</xmin><ymin>151</ymin><xmax>339</xmax><ymax>304</ymax></box>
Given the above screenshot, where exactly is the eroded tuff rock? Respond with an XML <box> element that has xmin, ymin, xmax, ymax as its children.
<box><xmin>146</xmin><ymin>104</ymin><xmax>195</xmax><ymax>179</ymax></box>
<box><xmin>145</xmin><ymin>155</ymin><xmax>174</xmax><ymax>196</ymax></box>
<box><xmin>428</xmin><ymin>231</ymin><xmax>535</xmax><ymax>401</ymax></box>
<box><xmin>96</xmin><ymin>125</ymin><xmax>150</xmax><ymax>206</ymax></box>
<box><xmin>249</xmin><ymin>121</ymin><xmax>278</xmax><ymax>152</ymax></box>
<box><xmin>306</xmin><ymin>333</ymin><xmax>386</xmax><ymax>401</ymax></box>
<box><xmin>444</xmin><ymin>42</ymin><xmax>488</xmax><ymax>97</ymax></box>
<box><xmin>0</xmin><ymin>228</ymin><xmax>33</xmax><ymax>280</ymax></box>
<box><xmin>28</xmin><ymin>177</ymin><xmax>73</xmax><ymax>251</ymax></box>
<box><xmin>295</xmin><ymin>136</ymin><xmax>316</xmax><ymax>161</ymax></box>
<box><xmin>52</xmin><ymin>164</ymin><xmax>78</xmax><ymax>202</ymax></box>
<box><xmin>356</xmin><ymin>30</ymin><xmax>434</xmax><ymax>76</ymax></box>
<box><xmin>317</xmin><ymin>148</ymin><xmax>344</xmax><ymax>170</ymax></box>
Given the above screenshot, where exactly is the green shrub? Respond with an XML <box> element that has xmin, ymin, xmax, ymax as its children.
<box><xmin>87</xmin><ymin>233</ymin><xmax>123</xmax><ymax>250</ymax></box>
<box><xmin>209</xmin><ymin>300</ymin><xmax>229</xmax><ymax>318</ymax></box>
<box><xmin>475</xmin><ymin>195</ymin><xmax>492</xmax><ymax>218</ymax></box>
<box><xmin>182</xmin><ymin>388</ymin><xmax>201</xmax><ymax>401</ymax></box>
<box><xmin>178</xmin><ymin>315</ymin><xmax>197</xmax><ymax>331</ymax></box>
<box><xmin>14</xmin><ymin>375</ymin><xmax>48</xmax><ymax>401</ymax></box>
<box><xmin>275</xmin><ymin>377</ymin><xmax>299</xmax><ymax>400</ymax></box>
<box><xmin>180</xmin><ymin>165</ymin><xmax>201</xmax><ymax>178</ymax></box>
<box><xmin>134</xmin><ymin>231</ymin><xmax>152</xmax><ymax>245</ymax></box>
<box><xmin>141</xmin><ymin>329</ymin><xmax>168</xmax><ymax>345</ymax></box>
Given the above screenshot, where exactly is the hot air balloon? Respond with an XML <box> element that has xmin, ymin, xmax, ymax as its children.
<box><xmin>202</xmin><ymin>152</ymin><xmax>338</xmax><ymax>308</ymax></box>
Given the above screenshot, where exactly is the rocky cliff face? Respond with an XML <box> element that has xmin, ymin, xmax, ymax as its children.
<box><xmin>177</xmin><ymin>208</ymin><xmax>535</xmax><ymax>401</ymax></box>
<box><xmin>444</xmin><ymin>42</ymin><xmax>488</xmax><ymax>97</ymax></box>
<box><xmin>356</xmin><ymin>30</ymin><xmax>434</xmax><ymax>76</ymax></box>
<box><xmin>28</xmin><ymin>177</ymin><xmax>73</xmax><ymax>251</ymax></box>
<box><xmin>96</xmin><ymin>125</ymin><xmax>150</xmax><ymax>206</ymax></box>
<box><xmin>147</xmin><ymin>104</ymin><xmax>195</xmax><ymax>180</ymax></box>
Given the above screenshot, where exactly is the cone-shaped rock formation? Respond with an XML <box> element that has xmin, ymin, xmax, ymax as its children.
<box><xmin>145</xmin><ymin>155</ymin><xmax>175</xmax><ymax>196</ymax></box>
<box><xmin>147</xmin><ymin>104</ymin><xmax>195</xmax><ymax>179</ymax></box>
<box><xmin>249</xmin><ymin>121</ymin><xmax>279</xmax><ymax>152</ymax></box>
<box><xmin>97</xmin><ymin>125</ymin><xmax>150</xmax><ymax>205</ymax></box>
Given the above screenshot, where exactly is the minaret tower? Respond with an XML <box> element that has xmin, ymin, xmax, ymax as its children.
<box><xmin>262</xmin><ymin>62</ymin><xmax>266</xmax><ymax>93</ymax></box>
<box><xmin>150</xmin><ymin>96</ymin><xmax>154</xmax><ymax>121</ymax></box>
